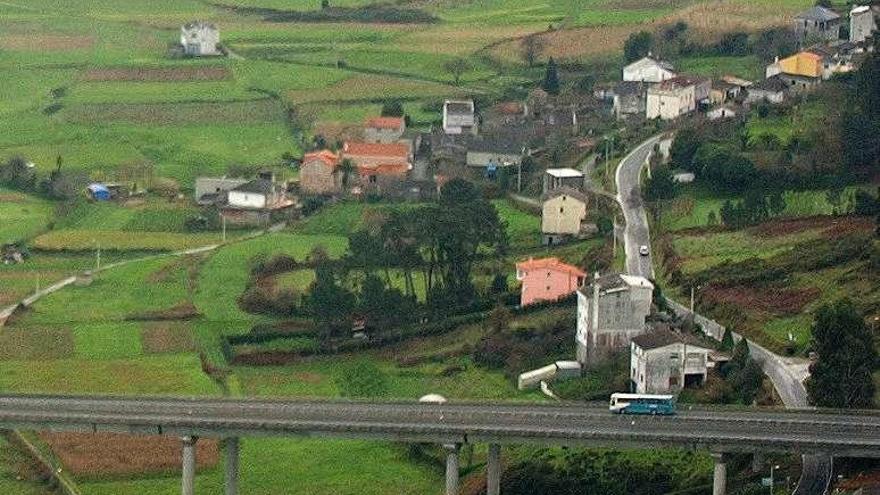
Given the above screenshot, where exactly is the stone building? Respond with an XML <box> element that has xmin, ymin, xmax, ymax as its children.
<box><xmin>194</xmin><ymin>177</ymin><xmax>248</xmax><ymax>205</ymax></box>
<box><xmin>575</xmin><ymin>273</ymin><xmax>654</xmax><ymax>365</ymax></box>
<box><xmin>850</xmin><ymin>5</ymin><xmax>878</xmax><ymax>44</ymax></box>
<box><xmin>630</xmin><ymin>329</ymin><xmax>712</xmax><ymax>394</ymax></box>
<box><xmin>299</xmin><ymin>150</ymin><xmax>341</xmax><ymax>195</ymax></box>
<box><xmin>646</xmin><ymin>78</ymin><xmax>696</xmax><ymax>120</ymax></box>
<box><xmin>793</xmin><ymin>6</ymin><xmax>841</xmax><ymax>43</ymax></box>
<box><xmin>180</xmin><ymin>21</ymin><xmax>220</xmax><ymax>56</ymax></box>
<box><xmin>364</xmin><ymin>117</ymin><xmax>406</xmax><ymax>144</ymax></box>
<box><xmin>220</xmin><ymin>172</ymin><xmax>297</xmax><ymax>226</ymax></box>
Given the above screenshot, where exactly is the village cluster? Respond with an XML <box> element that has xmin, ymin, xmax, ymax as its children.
<box><xmin>76</xmin><ymin>4</ymin><xmax>880</xmax><ymax>399</ymax></box>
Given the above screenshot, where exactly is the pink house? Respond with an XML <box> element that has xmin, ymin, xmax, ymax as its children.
<box><xmin>515</xmin><ymin>257</ymin><xmax>586</xmax><ymax>307</ymax></box>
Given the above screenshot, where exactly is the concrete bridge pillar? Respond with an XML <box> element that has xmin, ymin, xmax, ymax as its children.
<box><xmin>712</xmin><ymin>453</ymin><xmax>727</xmax><ymax>495</ymax></box>
<box><xmin>225</xmin><ymin>437</ymin><xmax>240</xmax><ymax>495</ymax></box>
<box><xmin>751</xmin><ymin>452</ymin><xmax>764</xmax><ymax>472</ymax></box>
<box><xmin>181</xmin><ymin>435</ymin><xmax>198</xmax><ymax>495</ymax></box>
<box><xmin>487</xmin><ymin>443</ymin><xmax>501</xmax><ymax>495</ymax></box>
<box><xmin>444</xmin><ymin>444</ymin><xmax>460</xmax><ymax>495</ymax></box>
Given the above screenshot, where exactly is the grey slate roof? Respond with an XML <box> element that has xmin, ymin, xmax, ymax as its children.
<box><xmin>794</xmin><ymin>6</ymin><xmax>840</xmax><ymax>22</ymax></box>
<box><xmin>541</xmin><ymin>186</ymin><xmax>589</xmax><ymax>204</ymax></box>
<box><xmin>466</xmin><ymin>136</ymin><xmax>525</xmax><ymax>155</ymax></box>
<box><xmin>631</xmin><ymin>328</ymin><xmax>707</xmax><ymax>350</ymax></box>
<box><xmin>751</xmin><ymin>75</ymin><xmax>789</xmax><ymax>93</ymax></box>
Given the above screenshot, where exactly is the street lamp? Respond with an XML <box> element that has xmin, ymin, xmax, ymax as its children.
<box><xmin>769</xmin><ymin>464</ymin><xmax>780</xmax><ymax>495</ymax></box>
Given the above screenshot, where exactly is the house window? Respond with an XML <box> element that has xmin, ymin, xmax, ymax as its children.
<box><xmin>546</xmin><ymin>286</ymin><xmax>551</xmax><ymax>291</ymax></box>
<box><xmin>369</xmin><ymin>175</ymin><xmax>377</xmax><ymax>183</ymax></box>
<box><xmin>669</xmin><ymin>375</ymin><xmax>680</xmax><ymax>387</ymax></box>
<box><xmin>546</xmin><ymin>272</ymin><xmax>551</xmax><ymax>278</ymax></box>
<box><xmin>559</xmin><ymin>207</ymin><xmax>564</xmax><ymax>213</ymax></box>
<box><xmin>669</xmin><ymin>353</ymin><xmax>680</xmax><ymax>360</ymax></box>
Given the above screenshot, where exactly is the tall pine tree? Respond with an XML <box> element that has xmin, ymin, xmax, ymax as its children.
<box><xmin>806</xmin><ymin>299</ymin><xmax>876</xmax><ymax>408</ymax></box>
<box><xmin>542</xmin><ymin>57</ymin><xmax>560</xmax><ymax>95</ymax></box>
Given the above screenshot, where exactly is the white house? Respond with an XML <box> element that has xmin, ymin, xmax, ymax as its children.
<box><xmin>646</xmin><ymin>78</ymin><xmax>695</xmax><ymax>120</ymax></box>
<box><xmin>576</xmin><ymin>273</ymin><xmax>654</xmax><ymax>365</ymax></box>
<box><xmin>442</xmin><ymin>100</ymin><xmax>477</xmax><ymax>135</ymax></box>
<box><xmin>622</xmin><ymin>56</ymin><xmax>676</xmax><ymax>83</ymax></box>
<box><xmin>181</xmin><ymin>21</ymin><xmax>220</xmax><ymax>56</ymax></box>
<box><xmin>630</xmin><ymin>329</ymin><xmax>712</xmax><ymax>394</ymax></box>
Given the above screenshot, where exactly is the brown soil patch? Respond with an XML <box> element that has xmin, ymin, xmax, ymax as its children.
<box><xmin>293</xmin><ymin>372</ymin><xmax>324</xmax><ymax>384</ymax></box>
<box><xmin>702</xmin><ymin>285</ymin><xmax>821</xmax><ymax>317</ymax></box>
<box><xmin>0</xmin><ymin>326</ymin><xmax>74</xmax><ymax>360</ymax></box>
<box><xmin>230</xmin><ymin>351</ymin><xmax>302</xmax><ymax>366</ymax></box>
<box><xmin>39</xmin><ymin>432</ymin><xmax>218</xmax><ymax>478</ymax></box>
<box><xmin>750</xmin><ymin>216</ymin><xmax>874</xmax><ymax>238</ymax></box>
<box><xmin>0</xmin><ymin>35</ymin><xmax>94</xmax><ymax>51</ymax></box>
<box><xmin>126</xmin><ymin>301</ymin><xmax>200</xmax><ymax>321</ymax></box>
<box><xmin>0</xmin><ymin>193</ymin><xmax>26</xmax><ymax>202</ymax></box>
<box><xmin>81</xmin><ymin>67</ymin><xmax>232</xmax><ymax>82</ymax></box>
<box><xmin>141</xmin><ymin>322</ymin><xmax>197</xmax><ymax>354</ymax></box>
<box><xmin>824</xmin><ymin>216</ymin><xmax>874</xmax><ymax>238</ymax></box>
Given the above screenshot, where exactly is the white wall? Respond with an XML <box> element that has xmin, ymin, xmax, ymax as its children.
<box><xmin>227</xmin><ymin>191</ymin><xmax>266</xmax><ymax>209</ymax></box>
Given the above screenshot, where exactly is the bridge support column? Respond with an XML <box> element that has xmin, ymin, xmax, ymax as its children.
<box><xmin>181</xmin><ymin>435</ymin><xmax>198</xmax><ymax>495</ymax></box>
<box><xmin>225</xmin><ymin>437</ymin><xmax>240</xmax><ymax>495</ymax></box>
<box><xmin>487</xmin><ymin>443</ymin><xmax>501</xmax><ymax>495</ymax></box>
<box><xmin>444</xmin><ymin>444</ymin><xmax>460</xmax><ymax>495</ymax></box>
<box><xmin>751</xmin><ymin>452</ymin><xmax>764</xmax><ymax>472</ymax></box>
<box><xmin>712</xmin><ymin>453</ymin><xmax>727</xmax><ymax>495</ymax></box>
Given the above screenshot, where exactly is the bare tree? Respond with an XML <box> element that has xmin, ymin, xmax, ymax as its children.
<box><xmin>520</xmin><ymin>35</ymin><xmax>546</xmax><ymax>68</ymax></box>
<box><xmin>443</xmin><ymin>58</ymin><xmax>471</xmax><ymax>86</ymax></box>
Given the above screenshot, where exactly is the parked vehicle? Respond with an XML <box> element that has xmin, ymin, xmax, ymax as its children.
<box><xmin>639</xmin><ymin>245</ymin><xmax>649</xmax><ymax>256</ymax></box>
<box><xmin>609</xmin><ymin>393</ymin><xmax>676</xmax><ymax>415</ymax></box>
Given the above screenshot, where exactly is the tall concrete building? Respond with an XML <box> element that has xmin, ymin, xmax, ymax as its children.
<box><xmin>575</xmin><ymin>273</ymin><xmax>653</xmax><ymax>366</ymax></box>
<box><xmin>850</xmin><ymin>5</ymin><xmax>878</xmax><ymax>44</ymax></box>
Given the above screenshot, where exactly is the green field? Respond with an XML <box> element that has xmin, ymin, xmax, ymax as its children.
<box><xmin>0</xmin><ymin>188</ymin><xmax>54</xmax><ymax>244</ymax></box>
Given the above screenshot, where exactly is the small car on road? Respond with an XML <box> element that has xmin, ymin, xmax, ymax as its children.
<box><xmin>639</xmin><ymin>245</ymin><xmax>649</xmax><ymax>256</ymax></box>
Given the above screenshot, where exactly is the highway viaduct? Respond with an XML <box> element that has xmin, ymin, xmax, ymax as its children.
<box><xmin>2</xmin><ymin>395</ymin><xmax>880</xmax><ymax>495</ymax></box>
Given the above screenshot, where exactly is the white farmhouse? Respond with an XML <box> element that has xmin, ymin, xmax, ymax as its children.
<box><xmin>181</xmin><ymin>21</ymin><xmax>220</xmax><ymax>56</ymax></box>
<box><xmin>630</xmin><ymin>329</ymin><xmax>712</xmax><ymax>394</ymax></box>
<box><xmin>622</xmin><ymin>56</ymin><xmax>676</xmax><ymax>83</ymax></box>
<box><xmin>576</xmin><ymin>273</ymin><xmax>654</xmax><ymax>365</ymax></box>
<box><xmin>646</xmin><ymin>78</ymin><xmax>696</xmax><ymax>120</ymax></box>
<box><xmin>442</xmin><ymin>100</ymin><xmax>477</xmax><ymax>135</ymax></box>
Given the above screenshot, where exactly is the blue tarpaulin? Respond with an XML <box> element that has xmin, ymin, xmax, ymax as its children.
<box><xmin>87</xmin><ymin>183</ymin><xmax>111</xmax><ymax>201</ymax></box>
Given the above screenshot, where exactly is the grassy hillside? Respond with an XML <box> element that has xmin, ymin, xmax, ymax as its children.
<box><xmin>0</xmin><ymin>0</ymin><xmax>814</xmax><ymax>186</ymax></box>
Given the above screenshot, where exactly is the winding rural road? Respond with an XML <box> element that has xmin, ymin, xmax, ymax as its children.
<box><xmin>615</xmin><ymin>135</ymin><xmax>832</xmax><ymax>494</ymax></box>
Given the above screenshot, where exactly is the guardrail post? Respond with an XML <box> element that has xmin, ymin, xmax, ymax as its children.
<box><xmin>712</xmin><ymin>452</ymin><xmax>727</xmax><ymax>495</ymax></box>
<box><xmin>444</xmin><ymin>443</ymin><xmax>460</xmax><ymax>495</ymax></box>
<box><xmin>181</xmin><ymin>435</ymin><xmax>198</xmax><ymax>495</ymax></box>
<box><xmin>225</xmin><ymin>437</ymin><xmax>240</xmax><ymax>495</ymax></box>
<box><xmin>487</xmin><ymin>443</ymin><xmax>501</xmax><ymax>495</ymax></box>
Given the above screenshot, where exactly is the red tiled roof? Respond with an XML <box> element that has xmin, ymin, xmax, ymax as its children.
<box><xmin>303</xmin><ymin>149</ymin><xmax>339</xmax><ymax>168</ymax></box>
<box><xmin>357</xmin><ymin>163</ymin><xmax>410</xmax><ymax>176</ymax></box>
<box><xmin>365</xmin><ymin>116</ymin><xmax>404</xmax><ymax>130</ymax></box>
<box><xmin>515</xmin><ymin>257</ymin><xmax>586</xmax><ymax>277</ymax></box>
<box><xmin>344</xmin><ymin>141</ymin><xmax>409</xmax><ymax>159</ymax></box>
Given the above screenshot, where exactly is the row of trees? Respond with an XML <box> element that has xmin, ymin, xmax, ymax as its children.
<box><xmin>624</xmin><ymin>23</ymin><xmax>798</xmax><ymax>64</ymax></box>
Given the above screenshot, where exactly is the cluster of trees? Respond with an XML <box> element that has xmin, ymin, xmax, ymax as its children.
<box><xmin>841</xmin><ymin>37</ymin><xmax>880</xmax><ymax>174</ymax></box>
<box><xmin>671</xmin><ymin>129</ymin><xmax>758</xmax><ymax>194</ymax></box>
<box><xmin>0</xmin><ymin>155</ymin><xmax>85</xmax><ymax>200</ymax></box>
<box><xmin>719</xmin><ymin>335</ymin><xmax>764</xmax><ymax>405</ymax></box>
<box><xmin>806</xmin><ymin>299</ymin><xmax>877</xmax><ymax>409</ymax></box>
<box><xmin>624</xmin><ymin>23</ymin><xmax>797</xmax><ymax>64</ymax></box>
<box><xmin>719</xmin><ymin>189</ymin><xmax>786</xmax><ymax>229</ymax></box>
<box><xmin>243</xmin><ymin>179</ymin><xmax>510</xmax><ymax>339</ymax></box>
<box><xmin>472</xmin><ymin>305</ymin><xmax>573</xmax><ymax>377</ymax></box>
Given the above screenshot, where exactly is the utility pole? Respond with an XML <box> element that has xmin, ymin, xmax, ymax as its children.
<box><xmin>690</xmin><ymin>286</ymin><xmax>695</xmax><ymax>313</ymax></box>
<box><xmin>222</xmin><ymin>215</ymin><xmax>227</xmax><ymax>242</ymax></box>
<box><xmin>95</xmin><ymin>243</ymin><xmax>101</xmax><ymax>271</ymax></box>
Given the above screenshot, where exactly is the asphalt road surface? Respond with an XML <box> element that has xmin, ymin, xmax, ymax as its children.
<box><xmin>0</xmin><ymin>395</ymin><xmax>879</xmax><ymax>458</ymax></box>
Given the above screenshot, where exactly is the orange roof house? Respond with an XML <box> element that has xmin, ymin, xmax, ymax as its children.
<box><xmin>364</xmin><ymin>116</ymin><xmax>406</xmax><ymax>144</ymax></box>
<box><xmin>342</xmin><ymin>142</ymin><xmax>412</xmax><ymax>188</ymax></box>
<box><xmin>766</xmin><ymin>51</ymin><xmax>823</xmax><ymax>79</ymax></box>
<box><xmin>365</xmin><ymin>116</ymin><xmax>405</xmax><ymax>129</ymax></box>
<box><xmin>515</xmin><ymin>257</ymin><xmax>586</xmax><ymax>307</ymax></box>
